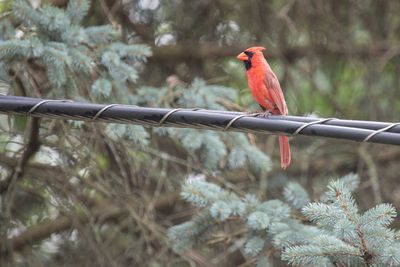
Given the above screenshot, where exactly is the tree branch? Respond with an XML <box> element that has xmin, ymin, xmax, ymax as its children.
<box><xmin>0</xmin><ymin>118</ymin><xmax>41</xmax><ymax>259</ymax></box>
<box><xmin>0</xmin><ymin>118</ymin><xmax>40</xmax><ymax>193</ymax></box>
<box><xmin>358</xmin><ymin>145</ymin><xmax>382</xmax><ymax>204</ymax></box>
<box><xmin>0</xmin><ymin>154</ymin><xmax>62</xmax><ymax>178</ymax></box>
<box><xmin>0</xmin><ymin>203</ymin><xmax>122</xmax><ymax>254</ymax></box>
<box><xmin>0</xmin><ymin>192</ymin><xmax>178</xmax><ymax>254</ymax></box>
<box><xmin>150</xmin><ymin>42</ymin><xmax>400</xmax><ymax>63</ymax></box>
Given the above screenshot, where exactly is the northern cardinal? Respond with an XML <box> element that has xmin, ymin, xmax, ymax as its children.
<box><xmin>237</xmin><ymin>46</ymin><xmax>290</xmax><ymax>169</ymax></box>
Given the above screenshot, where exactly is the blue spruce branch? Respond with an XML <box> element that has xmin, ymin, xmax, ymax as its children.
<box><xmin>169</xmin><ymin>174</ymin><xmax>400</xmax><ymax>266</ymax></box>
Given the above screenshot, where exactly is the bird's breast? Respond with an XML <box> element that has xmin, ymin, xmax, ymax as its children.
<box><xmin>246</xmin><ymin>68</ymin><xmax>275</xmax><ymax>110</ymax></box>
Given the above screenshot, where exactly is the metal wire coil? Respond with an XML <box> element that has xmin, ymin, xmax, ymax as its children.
<box><xmin>1</xmin><ymin>95</ymin><xmax>400</xmax><ymax>146</ymax></box>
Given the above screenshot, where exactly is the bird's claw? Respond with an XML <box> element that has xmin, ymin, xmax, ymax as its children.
<box><xmin>245</xmin><ymin>110</ymin><xmax>273</xmax><ymax>118</ymax></box>
<box><xmin>245</xmin><ymin>111</ymin><xmax>263</xmax><ymax>117</ymax></box>
<box><xmin>259</xmin><ymin>110</ymin><xmax>273</xmax><ymax>118</ymax></box>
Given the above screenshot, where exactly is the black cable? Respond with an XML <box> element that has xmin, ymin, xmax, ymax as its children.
<box><xmin>3</xmin><ymin>95</ymin><xmax>400</xmax><ymax>133</ymax></box>
<box><xmin>0</xmin><ymin>95</ymin><xmax>399</xmax><ymax>145</ymax></box>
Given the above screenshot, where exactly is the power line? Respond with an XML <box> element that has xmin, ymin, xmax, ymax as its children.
<box><xmin>0</xmin><ymin>95</ymin><xmax>399</xmax><ymax>145</ymax></box>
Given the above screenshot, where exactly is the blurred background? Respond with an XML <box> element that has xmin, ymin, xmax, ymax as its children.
<box><xmin>0</xmin><ymin>0</ymin><xmax>400</xmax><ymax>266</ymax></box>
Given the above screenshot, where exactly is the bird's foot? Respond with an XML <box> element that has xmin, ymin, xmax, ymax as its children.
<box><xmin>245</xmin><ymin>110</ymin><xmax>263</xmax><ymax>117</ymax></box>
<box><xmin>257</xmin><ymin>110</ymin><xmax>273</xmax><ymax>118</ymax></box>
<box><xmin>245</xmin><ymin>110</ymin><xmax>273</xmax><ymax>118</ymax></box>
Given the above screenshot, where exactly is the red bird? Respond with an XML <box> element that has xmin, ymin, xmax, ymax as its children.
<box><xmin>237</xmin><ymin>46</ymin><xmax>290</xmax><ymax>169</ymax></box>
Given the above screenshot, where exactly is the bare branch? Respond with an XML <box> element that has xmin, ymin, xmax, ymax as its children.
<box><xmin>0</xmin><ymin>118</ymin><xmax>40</xmax><ymax>193</ymax></box>
<box><xmin>0</xmin><ymin>192</ymin><xmax>178</xmax><ymax>254</ymax></box>
<box><xmin>150</xmin><ymin>42</ymin><xmax>400</xmax><ymax>63</ymax></box>
<box><xmin>358</xmin><ymin>145</ymin><xmax>383</xmax><ymax>203</ymax></box>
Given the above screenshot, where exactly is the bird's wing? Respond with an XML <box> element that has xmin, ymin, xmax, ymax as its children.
<box><xmin>264</xmin><ymin>70</ymin><xmax>288</xmax><ymax>115</ymax></box>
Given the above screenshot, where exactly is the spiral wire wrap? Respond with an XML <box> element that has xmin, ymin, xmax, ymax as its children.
<box><xmin>1</xmin><ymin>95</ymin><xmax>400</xmax><ymax>146</ymax></box>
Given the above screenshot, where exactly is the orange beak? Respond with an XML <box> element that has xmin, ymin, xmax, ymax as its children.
<box><xmin>236</xmin><ymin>52</ymin><xmax>248</xmax><ymax>61</ymax></box>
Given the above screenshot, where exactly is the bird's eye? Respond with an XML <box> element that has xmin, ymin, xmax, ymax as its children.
<box><xmin>244</xmin><ymin>51</ymin><xmax>254</xmax><ymax>57</ymax></box>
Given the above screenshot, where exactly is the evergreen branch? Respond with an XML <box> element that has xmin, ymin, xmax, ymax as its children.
<box><xmin>210</xmin><ymin>201</ymin><xmax>234</xmax><ymax>221</ymax></box>
<box><xmin>42</xmin><ymin>43</ymin><xmax>70</xmax><ymax>63</ymax></box>
<box><xmin>170</xmin><ymin>173</ymin><xmax>400</xmax><ymax>266</ymax></box>
<box><xmin>168</xmin><ymin>211</ymin><xmax>215</xmax><ymax>252</ymax></box>
<box><xmin>257</xmin><ymin>200</ymin><xmax>291</xmax><ymax>223</ymax></box>
<box><xmin>66</xmin><ymin>0</ymin><xmax>90</xmax><ymax>25</ymax></box>
<box><xmin>283</xmin><ymin>244</ymin><xmax>362</xmax><ymax>266</ymax></box>
<box><xmin>12</xmin><ymin>0</ymin><xmax>41</xmax><ymax>27</ymax></box>
<box><xmin>91</xmin><ymin>78</ymin><xmax>112</xmax><ymax>98</ymax></box>
<box><xmin>327</xmin><ymin>180</ymin><xmax>359</xmax><ymax>218</ymax></box>
<box><xmin>68</xmin><ymin>47</ymin><xmax>94</xmax><ymax>72</ymax></box>
<box><xmin>381</xmin><ymin>244</ymin><xmax>400</xmax><ymax>266</ymax></box>
<box><xmin>247</xmin><ymin>211</ymin><xmax>270</xmax><ymax>230</ymax></box>
<box><xmin>359</xmin><ymin>204</ymin><xmax>397</xmax><ymax>227</ymax></box>
<box><xmin>110</xmin><ymin>42</ymin><xmax>152</xmax><ymax>60</ymax></box>
<box><xmin>0</xmin><ymin>38</ymin><xmax>44</xmax><ymax>59</ymax></box>
<box><xmin>61</xmin><ymin>25</ymin><xmax>89</xmax><ymax>45</ymax></box>
<box><xmin>180</xmin><ymin>180</ymin><xmax>223</xmax><ymax>207</ymax></box>
<box><xmin>302</xmin><ymin>203</ymin><xmax>346</xmax><ymax>228</ymax></box>
<box><xmin>244</xmin><ymin>237</ymin><xmax>265</xmax><ymax>256</ymax></box>
<box><xmin>284</xmin><ymin>182</ymin><xmax>310</xmax><ymax>209</ymax></box>
<box><xmin>39</xmin><ymin>5</ymin><xmax>71</xmax><ymax>38</ymax></box>
<box><xmin>101</xmin><ymin>51</ymin><xmax>138</xmax><ymax>82</ymax></box>
<box><xmin>85</xmin><ymin>25</ymin><xmax>118</xmax><ymax>44</ymax></box>
<box><xmin>327</xmin><ymin>180</ymin><xmax>374</xmax><ymax>264</ymax></box>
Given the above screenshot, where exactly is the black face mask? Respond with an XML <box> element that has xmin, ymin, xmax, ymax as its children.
<box><xmin>243</xmin><ymin>51</ymin><xmax>254</xmax><ymax>70</ymax></box>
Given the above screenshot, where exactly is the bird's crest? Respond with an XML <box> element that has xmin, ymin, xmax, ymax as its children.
<box><xmin>244</xmin><ymin>46</ymin><xmax>266</xmax><ymax>53</ymax></box>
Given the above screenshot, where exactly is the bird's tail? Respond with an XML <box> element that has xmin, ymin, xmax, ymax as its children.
<box><xmin>278</xmin><ymin>135</ymin><xmax>291</xmax><ymax>169</ymax></box>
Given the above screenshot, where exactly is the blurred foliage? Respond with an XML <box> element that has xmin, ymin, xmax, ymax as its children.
<box><xmin>0</xmin><ymin>0</ymin><xmax>400</xmax><ymax>266</ymax></box>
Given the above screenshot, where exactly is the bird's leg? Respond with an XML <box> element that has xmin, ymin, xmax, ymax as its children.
<box><xmin>245</xmin><ymin>105</ymin><xmax>274</xmax><ymax>117</ymax></box>
<box><xmin>244</xmin><ymin>104</ymin><xmax>266</xmax><ymax>116</ymax></box>
<box><xmin>256</xmin><ymin>104</ymin><xmax>273</xmax><ymax>118</ymax></box>
<box><xmin>259</xmin><ymin>110</ymin><xmax>273</xmax><ymax>118</ymax></box>
<box><xmin>245</xmin><ymin>110</ymin><xmax>263</xmax><ymax>116</ymax></box>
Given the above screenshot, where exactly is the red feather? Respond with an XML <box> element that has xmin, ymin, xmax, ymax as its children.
<box><xmin>237</xmin><ymin>46</ymin><xmax>291</xmax><ymax>169</ymax></box>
